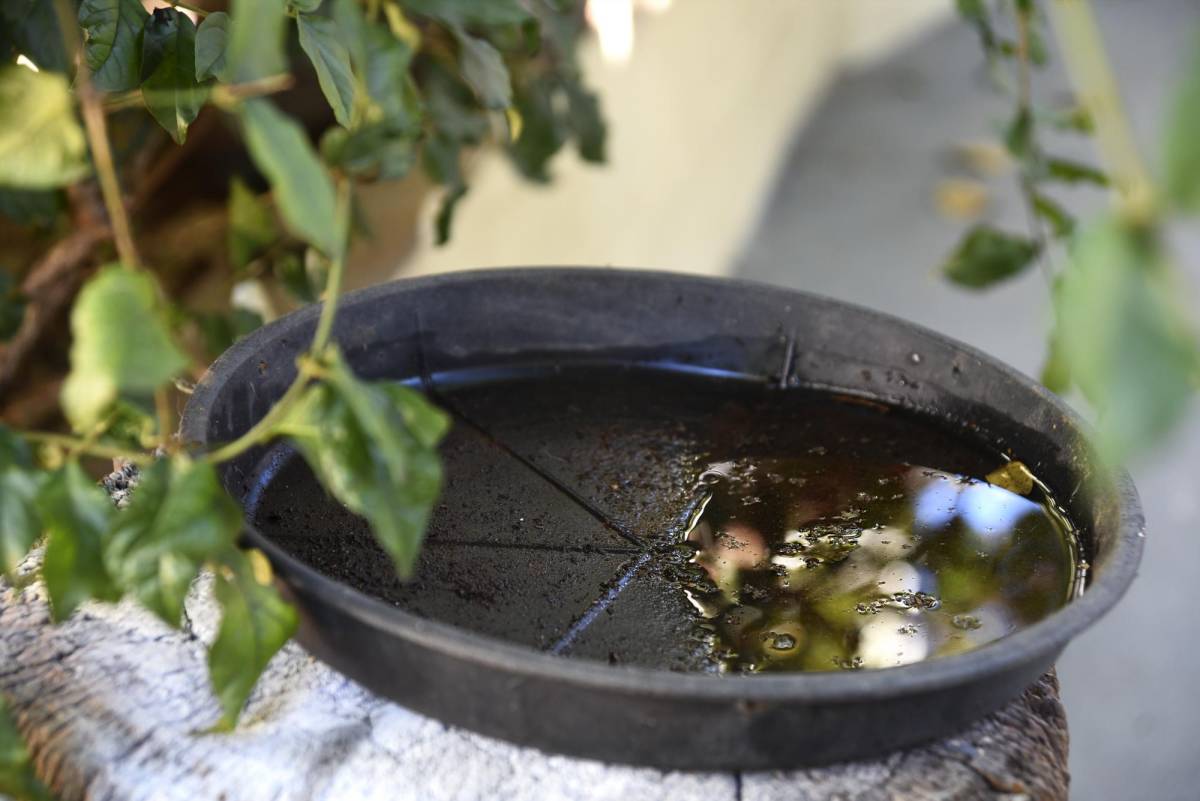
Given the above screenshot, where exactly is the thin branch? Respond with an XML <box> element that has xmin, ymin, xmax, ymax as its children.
<box><xmin>20</xmin><ymin>431</ymin><xmax>151</xmax><ymax>463</ymax></box>
<box><xmin>1046</xmin><ymin>0</ymin><xmax>1156</xmax><ymax>222</ymax></box>
<box><xmin>53</xmin><ymin>0</ymin><xmax>141</xmax><ymax>269</ymax></box>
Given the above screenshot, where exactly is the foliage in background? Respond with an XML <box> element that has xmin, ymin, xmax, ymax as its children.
<box><xmin>945</xmin><ymin>0</ymin><xmax>1199</xmax><ymax>463</ymax></box>
<box><xmin>0</xmin><ymin>0</ymin><xmax>605</xmax><ymax>795</ymax></box>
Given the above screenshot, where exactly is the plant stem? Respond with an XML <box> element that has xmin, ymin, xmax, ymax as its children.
<box><xmin>53</xmin><ymin>0</ymin><xmax>141</xmax><ymax>269</ymax></box>
<box><xmin>310</xmin><ymin>180</ymin><xmax>353</xmax><ymax>353</ymax></box>
<box><xmin>21</xmin><ymin>431</ymin><xmax>150</xmax><ymax>463</ymax></box>
<box><xmin>105</xmin><ymin>75</ymin><xmax>295</xmax><ymax>113</ymax></box>
<box><xmin>1012</xmin><ymin>2</ymin><xmax>1056</xmax><ymax>288</ymax></box>
<box><xmin>1046</xmin><ymin>0</ymin><xmax>1156</xmax><ymax>223</ymax></box>
<box><xmin>205</xmin><ymin>182</ymin><xmax>353</xmax><ymax>464</ymax></box>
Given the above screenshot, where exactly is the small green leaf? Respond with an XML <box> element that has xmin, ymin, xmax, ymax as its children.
<box><xmin>422</xmin><ymin>133</ymin><xmax>467</xmax><ymax>245</ymax></box>
<box><xmin>1055</xmin><ymin>218</ymin><xmax>1199</xmax><ymax>461</ymax></box>
<box><xmin>565</xmin><ymin>80</ymin><xmax>606</xmax><ymax>164</ymax></box>
<box><xmin>106</xmin><ymin>457</ymin><xmax>242</xmax><ymax>627</ymax></box>
<box><xmin>455</xmin><ymin>30</ymin><xmax>511</xmax><ymax>110</ymax></box>
<box><xmin>240</xmin><ymin>99</ymin><xmax>343</xmax><ymax>257</ymax></box>
<box><xmin>1031</xmin><ymin>191</ymin><xmax>1075</xmax><ymax>239</ymax></box>
<box><xmin>61</xmin><ymin>266</ymin><xmax>189</xmax><ymax>432</ymax></box>
<box><xmin>0</xmin><ymin>67</ymin><xmax>89</xmax><ymax>189</ymax></box>
<box><xmin>507</xmin><ymin>76</ymin><xmax>563</xmax><ymax>182</ymax></box>
<box><xmin>195</xmin><ymin>11</ymin><xmax>230</xmax><ymax>82</ymax></box>
<box><xmin>228</xmin><ymin>177</ymin><xmax>277</xmax><ymax>271</ymax></box>
<box><xmin>1004</xmin><ymin>107</ymin><xmax>1033</xmax><ymax>160</ymax></box>
<box><xmin>98</xmin><ymin>400</ymin><xmax>158</xmax><ymax>451</ymax></box>
<box><xmin>141</xmin><ymin>8</ymin><xmax>207</xmax><ymax>144</ymax></box>
<box><xmin>38</xmin><ymin>462</ymin><xmax>120</xmax><ymax>621</ymax></box>
<box><xmin>1040</xmin><ymin>321</ymin><xmax>1071</xmax><ymax>394</ymax></box>
<box><xmin>279</xmin><ymin>348</ymin><xmax>450</xmax><ymax>575</ymax></box>
<box><xmin>956</xmin><ymin>0</ymin><xmax>995</xmax><ymax>51</ymax></box>
<box><xmin>79</xmin><ymin>0</ymin><xmax>148</xmax><ymax>93</ymax></box>
<box><xmin>191</xmin><ymin>307</ymin><xmax>263</xmax><ymax>359</ymax></box>
<box><xmin>0</xmin><ymin>467</ymin><xmax>41</xmax><ymax>578</ymax></box>
<box><xmin>0</xmin><ymin>697</ymin><xmax>51</xmax><ymax>801</ymax></box>
<box><xmin>226</xmin><ymin>0</ymin><xmax>288</xmax><ymax>83</ymax></box>
<box><xmin>0</xmin><ymin>271</ymin><xmax>26</xmax><ymax>341</ymax></box>
<box><xmin>1164</xmin><ymin>34</ymin><xmax>1200</xmax><ymax>213</ymax></box>
<box><xmin>320</xmin><ymin>123</ymin><xmax>416</xmax><ymax>180</ymax></box>
<box><xmin>288</xmin><ymin>0</ymin><xmax>324</xmax><ymax>12</ymax></box>
<box><xmin>1044</xmin><ymin>157</ymin><xmax>1107</xmax><ymax>186</ymax></box>
<box><xmin>208</xmin><ymin>547</ymin><xmax>297</xmax><ymax>729</ymax></box>
<box><xmin>298</xmin><ymin>15</ymin><xmax>356</xmax><ymax>128</ymax></box>
<box><xmin>271</xmin><ymin>252</ymin><xmax>317</xmax><ymax>303</ymax></box>
<box><xmin>942</xmin><ymin>225</ymin><xmax>1040</xmax><ymax>289</ymax></box>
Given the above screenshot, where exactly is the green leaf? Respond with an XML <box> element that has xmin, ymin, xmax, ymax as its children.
<box><xmin>1040</xmin><ymin>320</ymin><xmax>1071</xmax><ymax>394</ymax></box>
<box><xmin>240</xmin><ymin>99</ymin><xmax>343</xmax><ymax>257</ymax></box>
<box><xmin>288</xmin><ymin>0</ymin><xmax>324</xmax><ymax>12</ymax></box>
<box><xmin>271</xmin><ymin>252</ymin><xmax>317</xmax><ymax>303</ymax></box>
<box><xmin>38</xmin><ymin>461</ymin><xmax>120</xmax><ymax>621</ymax></box>
<box><xmin>1055</xmin><ymin>218</ymin><xmax>1199</xmax><ymax>461</ymax></box>
<box><xmin>0</xmin><ymin>67</ymin><xmax>89</xmax><ymax>189</ymax></box>
<box><xmin>1164</xmin><ymin>34</ymin><xmax>1200</xmax><ymax>213</ymax></box>
<box><xmin>1044</xmin><ymin>156</ymin><xmax>1107</xmax><ymax>186</ymax></box>
<box><xmin>195</xmin><ymin>11</ymin><xmax>230</xmax><ymax>82</ymax></box>
<box><xmin>0</xmin><ymin>468</ymin><xmax>41</xmax><ymax>578</ymax></box>
<box><xmin>422</xmin><ymin>133</ymin><xmax>467</xmax><ymax>245</ymax></box>
<box><xmin>1031</xmin><ymin>191</ymin><xmax>1075</xmax><ymax>239</ymax></box>
<box><xmin>455</xmin><ymin>30</ymin><xmax>511</xmax><ymax>110</ymax></box>
<box><xmin>0</xmin><ymin>0</ymin><xmax>68</xmax><ymax>74</ymax></box>
<box><xmin>0</xmin><ymin>271</ymin><xmax>26</xmax><ymax>341</ymax></box>
<box><xmin>565</xmin><ymin>80</ymin><xmax>606</xmax><ymax>163</ymax></box>
<box><xmin>1004</xmin><ymin>107</ymin><xmax>1033</xmax><ymax>160</ymax></box>
<box><xmin>61</xmin><ymin>266</ymin><xmax>189</xmax><ymax>432</ymax></box>
<box><xmin>228</xmin><ymin>176</ymin><xmax>277</xmax><ymax>271</ymax></box>
<box><xmin>0</xmin><ymin>697</ymin><xmax>50</xmax><ymax>801</ymax></box>
<box><xmin>140</xmin><ymin>8</ymin><xmax>206</xmax><ymax>144</ymax></box>
<box><xmin>226</xmin><ymin>0</ymin><xmax>287</xmax><ymax>83</ymax></box>
<box><xmin>279</xmin><ymin>349</ymin><xmax>449</xmax><ymax>576</ymax></box>
<box><xmin>942</xmin><ymin>225</ymin><xmax>1040</xmax><ymax>289</ymax></box>
<box><xmin>298</xmin><ymin>15</ymin><xmax>356</xmax><ymax>128</ymax></box>
<box><xmin>320</xmin><ymin>123</ymin><xmax>416</xmax><ymax>180</ymax></box>
<box><xmin>507</xmin><ymin>76</ymin><xmax>564</xmax><ymax>182</ymax></box>
<box><xmin>79</xmin><ymin>0</ymin><xmax>148</xmax><ymax>93</ymax></box>
<box><xmin>105</xmin><ymin>457</ymin><xmax>242</xmax><ymax>627</ymax></box>
<box><xmin>956</xmin><ymin>0</ymin><xmax>996</xmax><ymax>52</ymax></box>
<box><xmin>208</xmin><ymin>547</ymin><xmax>297</xmax><ymax>729</ymax></box>
<box><xmin>98</xmin><ymin>399</ymin><xmax>158</xmax><ymax>451</ymax></box>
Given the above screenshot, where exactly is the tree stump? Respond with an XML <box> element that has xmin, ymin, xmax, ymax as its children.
<box><xmin>0</xmin><ymin>549</ymin><xmax>1068</xmax><ymax>801</ymax></box>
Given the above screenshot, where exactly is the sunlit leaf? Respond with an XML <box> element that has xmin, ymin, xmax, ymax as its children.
<box><xmin>225</xmin><ymin>0</ymin><xmax>287</xmax><ymax>83</ymax></box>
<box><xmin>0</xmin><ymin>467</ymin><xmax>40</xmax><ymax>578</ymax></box>
<box><xmin>105</xmin><ymin>457</ymin><xmax>242</xmax><ymax>627</ymax></box>
<box><xmin>279</xmin><ymin>348</ymin><xmax>449</xmax><ymax>575</ymax></box>
<box><xmin>228</xmin><ymin>176</ymin><xmax>277</xmax><ymax>272</ymax></box>
<box><xmin>1055</xmin><ymin>218</ymin><xmax>1199</xmax><ymax>461</ymax></box>
<box><xmin>61</xmin><ymin>266</ymin><xmax>189</xmax><ymax>432</ymax></box>
<box><xmin>0</xmin><ymin>697</ymin><xmax>50</xmax><ymax>801</ymax></box>
<box><xmin>0</xmin><ymin>67</ymin><xmax>89</xmax><ymax>189</ymax></box>
<box><xmin>1164</xmin><ymin>34</ymin><xmax>1200</xmax><ymax>213</ymax></box>
<box><xmin>208</xmin><ymin>546</ymin><xmax>297</xmax><ymax>730</ymax></box>
<box><xmin>195</xmin><ymin>11</ymin><xmax>230</xmax><ymax>82</ymax></box>
<box><xmin>298</xmin><ymin>16</ymin><xmax>356</xmax><ymax>129</ymax></box>
<box><xmin>240</xmin><ymin>99</ymin><xmax>342</xmax><ymax>257</ymax></box>
<box><xmin>38</xmin><ymin>461</ymin><xmax>120</xmax><ymax>622</ymax></box>
<box><xmin>79</xmin><ymin>0</ymin><xmax>148</xmax><ymax>93</ymax></box>
<box><xmin>140</xmin><ymin>8</ymin><xmax>207</xmax><ymax>144</ymax></box>
<box><xmin>942</xmin><ymin>225</ymin><xmax>1040</xmax><ymax>289</ymax></box>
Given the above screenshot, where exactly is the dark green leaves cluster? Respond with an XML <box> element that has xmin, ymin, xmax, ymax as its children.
<box><xmin>280</xmin><ymin>349</ymin><xmax>450</xmax><ymax>576</ymax></box>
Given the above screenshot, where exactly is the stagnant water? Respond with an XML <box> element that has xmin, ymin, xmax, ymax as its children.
<box><xmin>253</xmin><ymin>364</ymin><xmax>1084</xmax><ymax>673</ymax></box>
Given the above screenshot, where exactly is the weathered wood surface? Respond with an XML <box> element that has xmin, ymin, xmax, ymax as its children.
<box><xmin>0</xmin><ymin>556</ymin><xmax>1068</xmax><ymax>801</ymax></box>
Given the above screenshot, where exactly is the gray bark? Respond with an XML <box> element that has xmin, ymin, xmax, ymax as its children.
<box><xmin>0</xmin><ymin>554</ymin><xmax>1067</xmax><ymax>801</ymax></box>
